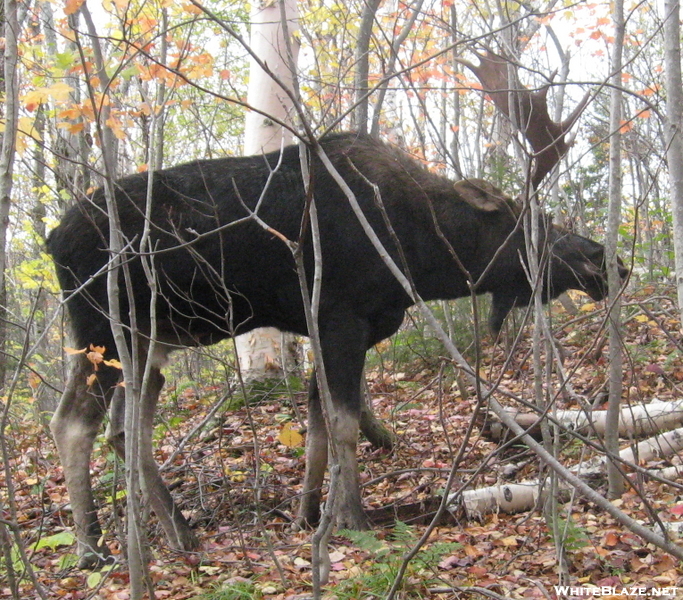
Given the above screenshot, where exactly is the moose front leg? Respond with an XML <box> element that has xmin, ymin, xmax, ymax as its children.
<box><xmin>50</xmin><ymin>355</ymin><xmax>117</xmax><ymax>568</ymax></box>
<box><xmin>299</xmin><ymin>387</ymin><xmax>366</xmax><ymax>529</ymax></box>
<box><xmin>327</xmin><ymin>402</ymin><xmax>366</xmax><ymax>530</ymax></box>
<box><xmin>298</xmin><ymin>322</ymin><xmax>369</xmax><ymax>530</ymax></box>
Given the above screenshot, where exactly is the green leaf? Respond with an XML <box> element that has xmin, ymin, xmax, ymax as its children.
<box><xmin>87</xmin><ymin>572</ymin><xmax>102</xmax><ymax>588</ymax></box>
<box><xmin>58</xmin><ymin>553</ymin><xmax>79</xmax><ymax>570</ymax></box>
<box><xmin>33</xmin><ymin>530</ymin><xmax>75</xmax><ymax>551</ymax></box>
<box><xmin>54</xmin><ymin>51</ymin><xmax>76</xmax><ymax>71</ymax></box>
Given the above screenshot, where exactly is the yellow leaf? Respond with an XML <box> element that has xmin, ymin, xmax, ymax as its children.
<box><xmin>19</xmin><ymin>116</ymin><xmax>42</xmax><ymax>142</ymax></box>
<box><xmin>22</xmin><ymin>89</ymin><xmax>49</xmax><ymax>111</ymax></box>
<box><xmin>580</xmin><ymin>302</ymin><xmax>597</xmax><ymax>312</ymax></box>
<box><xmin>225</xmin><ymin>469</ymin><xmax>246</xmax><ymax>482</ymax></box>
<box><xmin>634</xmin><ymin>315</ymin><xmax>649</xmax><ymax>323</ymax></box>
<box><xmin>501</xmin><ymin>536</ymin><xmax>518</xmax><ymax>546</ymax></box>
<box><xmin>64</xmin><ymin>346</ymin><xmax>87</xmax><ymax>355</ymax></box>
<box><xmin>22</xmin><ymin>83</ymin><xmax>74</xmax><ymax>110</ymax></box>
<box><xmin>47</xmin><ymin>82</ymin><xmax>75</xmax><ymax>102</ymax></box>
<box><xmin>278</xmin><ymin>422</ymin><xmax>303</xmax><ymax>448</ymax></box>
<box><xmin>103</xmin><ymin>358</ymin><xmax>122</xmax><ymax>369</ymax></box>
<box><xmin>86</xmin><ymin>374</ymin><xmax>97</xmax><ymax>387</ymax></box>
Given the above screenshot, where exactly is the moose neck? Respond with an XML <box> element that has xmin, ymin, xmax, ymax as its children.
<box><xmin>406</xmin><ymin>197</ymin><xmax>518</xmax><ymax>304</ymax></box>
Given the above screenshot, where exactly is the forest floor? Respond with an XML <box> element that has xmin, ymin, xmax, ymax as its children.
<box><xmin>3</xmin><ymin>286</ymin><xmax>683</xmax><ymax>599</ymax></box>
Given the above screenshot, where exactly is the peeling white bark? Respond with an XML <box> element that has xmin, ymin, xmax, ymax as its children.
<box><xmin>235</xmin><ymin>0</ymin><xmax>300</xmax><ymax>381</ymax></box>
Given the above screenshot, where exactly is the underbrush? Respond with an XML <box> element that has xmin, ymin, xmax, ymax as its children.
<box><xmin>3</xmin><ymin>287</ymin><xmax>683</xmax><ymax>598</ymax></box>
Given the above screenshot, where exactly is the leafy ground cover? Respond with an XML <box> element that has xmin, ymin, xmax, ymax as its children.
<box><xmin>2</xmin><ymin>288</ymin><xmax>683</xmax><ymax>599</ymax></box>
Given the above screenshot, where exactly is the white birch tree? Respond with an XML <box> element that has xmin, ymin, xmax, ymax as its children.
<box><xmin>0</xmin><ymin>0</ymin><xmax>19</xmax><ymax>388</ymax></box>
<box><xmin>664</xmin><ymin>0</ymin><xmax>683</xmax><ymax>325</ymax></box>
<box><xmin>234</xmin><ymin>0</ymin><xmax>300</xmax><ymax>382</ymax></box>
<box><xmin>606</xmin><ymin>0</ymin><xmax>625</xmax><ymax>498</ymax></box>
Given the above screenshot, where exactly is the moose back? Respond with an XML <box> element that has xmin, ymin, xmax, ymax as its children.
<box><xmin>47</xmin><ymin>132</ymin><xmax>622</xmax><ymax>567</ymax></box>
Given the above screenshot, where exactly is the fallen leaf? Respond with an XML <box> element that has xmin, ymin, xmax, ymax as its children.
<box><xmin>278</xmin><ymin>422</ymin><xmax>303</xmax><ymax>448</ymax></box>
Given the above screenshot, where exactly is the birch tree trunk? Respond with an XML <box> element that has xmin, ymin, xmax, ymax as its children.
<box><xmin>234</xmin><ymin>0</ymin><xmax>300</xmax><ymax>382</ymax></box>
<box><xmin>0</xmin><ymin>0</ymin><xmax>19</xmax><ymax>389</ymax></box>
<box><xmin>664</xmin><ymin>0</ymin><xmax>683</xmax><ymax>325</ymax></box>
<box><xmin>606</xmin><ymin>0</ymin><xmax>625</xmax><ymax>498</ymax></box>
<box><xmin>352</xmin><ymin>0</ymin><xmax>381</xmax><ymax>134</ymax></box>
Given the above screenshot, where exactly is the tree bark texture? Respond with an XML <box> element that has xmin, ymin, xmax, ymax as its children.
<box><xmin>664</xmin><ymin>0</ymin><xmax>683</xmax><ymax>325</ymax></box>
<box><xmin>235</xmin><ymin>0</ymin><xmax>300</xmax><ymax>382</ymax></box>
<box><xmin>606</xmin><ymin>0</ymin><xmax>626</xmax><ymax>499</ymax></box>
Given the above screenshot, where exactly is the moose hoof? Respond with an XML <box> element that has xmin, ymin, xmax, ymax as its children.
<box><xmin>177</xmin><ymin>531</ymin><xmax>201</xmax><ymax>553</ymax></box>
<box><xmin>77</xmin><ymin>548</ymin><xmax>113</xmax><ymax>570</ymax></box>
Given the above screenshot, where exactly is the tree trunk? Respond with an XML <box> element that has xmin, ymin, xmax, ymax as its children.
<box><xmin>352</xmin><ymin>0</ymin><xmax>381</xmax><ymax>134</ymax></box>
<box><xmin>664</xmin><ymin>0</ymin><xmax>683</xmax><ymax>324</ymax></box>
<box><xmin>606</xmin><ymin>0</ymin><xmax>626</xmax><ymax>499</ymax></box>
<box><xmin>0</xmin><ymin>0</ymin><xmax>18</xmax><ymax>390</ymax></box>
<box><xmin>234</xmin><ymin>0</ymin><xmax>300</xmax><ymax>383</ymax></box>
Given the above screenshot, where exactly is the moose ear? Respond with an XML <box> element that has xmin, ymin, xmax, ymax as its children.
<box><xmin>454</xmin><ymin>179</ymin><xmax>514</xmax><ymax>213</ymax></box>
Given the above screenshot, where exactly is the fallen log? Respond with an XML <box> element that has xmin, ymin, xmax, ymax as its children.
<box><xmin>485</xmin><ymin>399</ymin><xmax>683</xmax><ymax>442</ymax></box>
<box><xmin>449</xmin><ymin>427</ymin><xmax>683</xmax><ymax>519</ymax></box>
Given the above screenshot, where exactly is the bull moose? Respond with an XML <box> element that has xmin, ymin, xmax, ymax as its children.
<box><xmin>47</xmin><ymin>131</ymin><xmax>627</xmax><ymax>568</ymax></box>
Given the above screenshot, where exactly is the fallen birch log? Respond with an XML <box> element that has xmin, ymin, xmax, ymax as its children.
<box><xmin>619</xmin><ymin>426</ymin><xmax>683</xmax><ymax>464</ymax></box>
<box><xmin>486</xmin><ymin>399</ymin><xmax>683</xmax><ymax>441</ymax></box>
<box><xmin>453</xmin><ymin>481</ymin><xmax>571</xmax><ymax>520</ymax></box>
<box><xmin>648</xmin><ymin>463</ymin><xmax>683</xmax><ymax>481</ymax></box>
<box><xmin>459</xmin><ymin>483</ymin><xmax>539</xmax><ymax>519</ymax></box>
<box><xmin>452</xmin><ymin>427</ymin><xmax>683</xmax><ymax>519</ymax></box>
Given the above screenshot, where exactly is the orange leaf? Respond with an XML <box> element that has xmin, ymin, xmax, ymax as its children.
<box><xmin>64</xmin><ymin>0</ymin><xmax>85</xmax><ymax>15</ymax></box>
<box><xmin>87</xmin><ymin>350</ymin><xmax>104</xmax><ymax>366</ymax></box>
<box><xmin>618</xmin><ymin>120</ymin><xmax>633</xmax><ymax>134</ymax></box>
<box><xmin>58</xmin><ymin>121</ymin><xmax>85</xmax><ymax>134</ymax></box>
<box><xmin>28</xmin><ymin>372</ymin><xmax>41</xmax><ymax>390</ymax></box>
<box><xmin>182</xmin><ymin>2</ymin><xmax>202</xmax><ymax>14</ymax></box>
<box><xmin>86</xmin><ymin>374</ymin><xmax>98</xmax><ymax>387</ymax></box>
<box><xmin>604</xmin><ymin>531</ymin><xmax>619</xmax><ymax>546</ymax></box>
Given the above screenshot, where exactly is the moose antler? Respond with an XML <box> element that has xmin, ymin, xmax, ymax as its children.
<box><xmin>458</xmin><ymin>50</ymin><xmax>589</xmax><ymax>189</ymax></box>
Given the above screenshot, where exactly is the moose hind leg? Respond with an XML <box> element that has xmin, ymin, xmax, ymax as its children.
<box><xmin>297</xmin><ymin>376</ymin><xmax>329</xmax><ymax>526</ymax></box>
<box><xmin>138</xmin><ymin>366</ymin><xmax>199</xmax><ymax>552</ymax></box>
<box><xmin>50</xmin><ymin>355</ymin><xmax>118</xmax><ymax>568</ymax></box>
